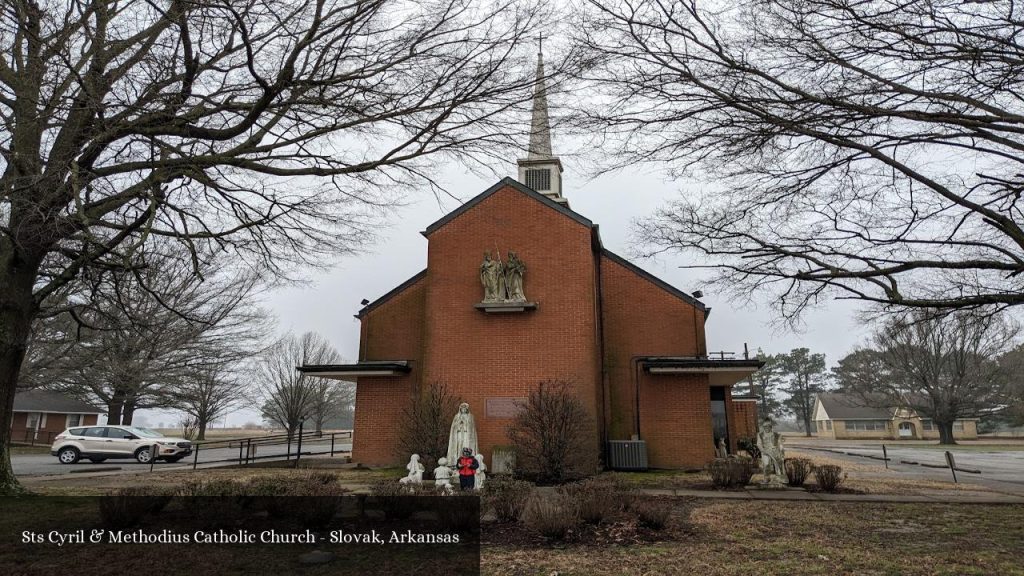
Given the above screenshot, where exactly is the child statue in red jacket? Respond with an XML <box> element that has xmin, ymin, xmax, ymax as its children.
<box><xmin>456</xmin><ymin>447</ymin><xmax>479</xmax><ymax>491</ymax></box>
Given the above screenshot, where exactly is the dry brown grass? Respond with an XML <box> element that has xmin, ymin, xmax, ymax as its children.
<box><xmin>482</xmin><ymin>499</ymin><xmax>1024</xmax><ymax>575</ymax></box>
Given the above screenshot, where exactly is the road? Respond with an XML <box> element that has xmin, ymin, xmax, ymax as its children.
<box><xmin>13</xmin><ymin>438</ymin><xmax>352</xmax><ymax>477</ymax></box>
<box><xmin>787</xmin><ymin>438</ymin><xmax>1024</xmax><ymax>493</ymax></box>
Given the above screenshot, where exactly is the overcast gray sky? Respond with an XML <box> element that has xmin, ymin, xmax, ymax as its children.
<box><xmin>144</xmin><ymin>137</ymin><xmax>869</xmax><ymax>429</ymax></box>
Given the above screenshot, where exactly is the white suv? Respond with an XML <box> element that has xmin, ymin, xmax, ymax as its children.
<box><xmin>51</xmin><ymin>425</ymin><xmax>193</xmax><ymax>464</ymax></box>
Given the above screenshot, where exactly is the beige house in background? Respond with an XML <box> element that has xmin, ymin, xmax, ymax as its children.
<box><xmin>812</xmin><ymin>393</ymin><xmax>978</xmax><ymax>440</ymax></box>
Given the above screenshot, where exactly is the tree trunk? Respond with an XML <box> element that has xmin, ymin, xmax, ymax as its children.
<box><xmin>107</xmin><ymin>393</ymin><xmax>125</xmax><ymax>426</ymax></box>
<box><xmin>0</xmin><ymin>249</ymin><xmax>43</xmax><ymax>494</ymax></box>
<box><xmin>937</xmin><ymin>421</ymin><xmax>957</xmax><ymax>445</ymax></box>
<box><xmin>122</xmin><ymin>401</ymin><xmax>135</xmax><ymax>425</ymax></box>
<box><xmin>197</xmin><ymin>418</ymin><xmax>208</xmax><ymax>441</ymax></box>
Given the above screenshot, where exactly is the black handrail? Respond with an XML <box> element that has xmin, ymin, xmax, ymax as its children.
<box><xmin>190</xmin><ymin>430</ymin><xmax>353</xmax><ymax>470</ymax></box>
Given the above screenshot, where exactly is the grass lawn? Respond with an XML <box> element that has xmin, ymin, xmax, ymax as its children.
<box><xmin>482</xmin><ymin>500</ymin><xmax>1024</xmax><ymax>576</ymax></box>
<box><xmin>9</xmin><ymin>445</ymin><xmax>51</xmax><ymax>455</ymax></box>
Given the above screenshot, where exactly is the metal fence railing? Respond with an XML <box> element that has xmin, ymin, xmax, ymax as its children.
<box><xmin>13</xmin><ymin>429</ymin><xmax>56</xmax><ymax>446</ymax></box>
<box><xmin>188</xmin><ymin>424</ymin><xmax>353</xmax><ymax>470</ymax></box>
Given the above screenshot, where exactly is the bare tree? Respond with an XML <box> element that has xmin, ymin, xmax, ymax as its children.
<box><xmin>0</xmin><ymin>0</ymin><xmax>558</xmax><ymax>492</ymax></box>
<box><xmin>506</xmin><ymin>379</ymin><xmax>596</xmax><ymax>485</ymax></box>
<box><xmin>175</xmin><ymin>366</ymin><xmax>247</xmax><ymax>440</ymax></box>
<box><xmin>845</xmin><ymin>311</ymin><xmax>1019</xmax><ymax>444</ymax></box>
<box><xmin>395</xmin><ymin>381</ymin><xmax>462</xmax><ymax>472</ymax></box>
<box><xmin>253</xmin><ymin>332</ymin><xmax>340</xmax><ymax>436</ymax></box>
<box><xmin>578</xmin><ymin>0</ymin><xmax>1024</xmax><ymax>322</ymax></box>
<box><xmin>308</xmin><ymin>377</ymin><xmax>355</xmax><ymax>432</ymax></box>
<box><xmin>35</xmin><ymin>247</ymin><xmax>269</xmax><ymax>425</ymax></box>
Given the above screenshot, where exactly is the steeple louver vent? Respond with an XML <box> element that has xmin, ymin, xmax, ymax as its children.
<box><xmin>517</xmin><ymin>41</ymin><xmax>565</xmax><ymax>204</ymax></box>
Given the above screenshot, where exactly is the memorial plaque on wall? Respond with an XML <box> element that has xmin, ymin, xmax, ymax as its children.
<box><xmin>486</xmin><ymin>397</ymin><xmax>525</xmax><ymax>418</ymax></box>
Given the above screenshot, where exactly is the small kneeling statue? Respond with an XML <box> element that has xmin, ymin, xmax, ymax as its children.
<box><xmin>433</xmin><ymin>457</ymin><xmax>454</xmax><ymax>493</ymax></box>
<box><xmin>398</xmin><ymin>454</ymin><xmax>424</xmax><ymax>485</ymax></box>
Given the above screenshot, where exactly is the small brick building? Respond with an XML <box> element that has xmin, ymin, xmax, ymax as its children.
<box><xmin>11</xmin><ymin>390</ymin><xmax>103</xmax><ymax>444</ymax></box>
<box><xmin>300</xmin><ymin>51</ymin><xmax>762</xmax><ymax>470</ymax></box>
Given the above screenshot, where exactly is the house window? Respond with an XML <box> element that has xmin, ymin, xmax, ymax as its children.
<box><xmin>525</xmin><ymin>168</ymin><xmax>551</xmax><ymax>191</ymax></box>
<box><xmin>826</xmin><ymin>420</ymin><xmax>832</xmax><ymax>431</ymax></box>
<box><xmin>922</xmin><ymin>420</ymin><xmax>934</xmax><ymax>431</ymax></box>
<box><xmin>26</xmin><ymin>413</ymin><xmax>40</xmax><ymax>430</ymax></box>
<box><xmin>66</xmin><ymin>414</ymin><xmax>82</xmax><ymax>428</ymax></box>
<box><xmin>846</xmin><ymin>420</ymin><xmax>888</xmax><ymax>431</ymax></box>
<box><xmin>953</xmin><ymin>421</ymin><xmax>965</xmax><ymax>432</ymax></box>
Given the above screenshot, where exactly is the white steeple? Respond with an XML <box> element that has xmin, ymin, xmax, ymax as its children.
<box><xmin>517</xmin><ymin>37</ymin><xmax>565</xmax><ymax>204</ymax></box>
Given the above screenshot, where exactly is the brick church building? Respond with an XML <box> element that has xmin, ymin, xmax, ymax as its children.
<box><xmin>300</xmin><ymin>51</ymin><xmax>762</xmax><ymax>470</ymax></box>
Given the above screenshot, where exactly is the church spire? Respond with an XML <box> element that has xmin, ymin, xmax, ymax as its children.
<box><xmin>527</xmin><ymin>36</ymin><xmax>552</xmax><ymax>159</ymax></box>
<box><xmin>518</xmin><ymin>36</ymin><xmax>565</xmax><ymax>203</ymax></box>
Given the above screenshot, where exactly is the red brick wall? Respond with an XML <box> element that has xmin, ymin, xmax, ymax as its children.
<box><xmin>10</xmin><ymin>412</ymin><xmax>100</xmax><ymax>443</ymax></box>
<box><xmin>599</xmin><ymin>254</ymin><xmax>713</xmax><ymax>468</ymax></box>
<box><xmin>352</xmin><ymin>277</ymin><xmax>426</xmax><ymax>465</ymax></box>
<box><xmin>420</xmin><ymin>185</ymin><xmax>602</xmax><ymax>470</ymax></box>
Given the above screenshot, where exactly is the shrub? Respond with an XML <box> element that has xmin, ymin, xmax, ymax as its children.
<box><xmin>784</xmin><ymin>458</ymin><xmax>814</xmax><ymax>487</ymax></box>
<box><xmin>558</xmin><ymin>478</ymin><xmax>620</xmax><ymax>524</ymax></box>
<box><xmin>99</xmin><ymin>487</ymin><xmax>170</xmax><ymax>529</ymax></box>
<box><xmin>369</xmin><ymin>480</ymin><xmax>427</xmax><ymax>519</ymax></box>
<box><xmin>633</xmin><ymin>500</ymin><xmax>671</xmax><ymax>530</ymax></box>
<box><xmin>481</xmin><ymin>475</ymin><xmax>533</xmax><ymax>522</ymax></box>
<box><xmin>737</xmin><ymin>437</ymin><xmax>760</xmax><ymax>462</ymax></box>
<box><xmin>814</xmin><ymin>464</ymin><xmax>846</xmax><ymax>493</ymax></box>
<box><xmin>707</xmin><ymin>457</ymin><xmax>754</xmax><ymax>488</ymax></box>
<box><xmin>521</xmin><ymin>493</ymin><xmax>579</xmax><ymax>540</ymax></box>
<box><xmin>395</xmin><ymin>381</ymin><xmax>462</xmax><ymax>472</ymax></box>
<box><xmin>506</xmin><ymin>380</ymin><xmax>598</xmax><ymax>485</ymax></box>
<box><xmin>177</xmin><ymin>479</ymin><xmax>250</xmax><ymax>526</ymax></box>
<box><xmin>435</xmin><ymin>491</ymin><xmax>481</xmax><ymax>533</ymax></box>
<box><xmin>286</xmin><ymin>481</ymin><xmax>349</xmax><ymax>529</ymax></box>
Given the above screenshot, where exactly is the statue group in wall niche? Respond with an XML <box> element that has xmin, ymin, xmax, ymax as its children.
<box><xmin>480</xmin><ymin>250</ymin><xmax>527</xmax><ymax>303</ymax></box>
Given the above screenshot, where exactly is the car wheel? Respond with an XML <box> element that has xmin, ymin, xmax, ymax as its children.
<box><xmin>88</xmin><ymin>458</ymin><xmax>107</xmax><ymax>463</ymax></box>
<box><xmin>134</xmin><ymin>447</ymin><xmax>152</xmax><ymax>464</ymax></box>
<box><xmin>57</xmin><ymin>447</ymin><xmax>80</xmax><ymax>464</ymax></box>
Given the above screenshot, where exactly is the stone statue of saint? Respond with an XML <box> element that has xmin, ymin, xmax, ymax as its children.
<box><xmin>480</xmin><ymin>252</ymin><xmax>507</xmax><ymax>302</ymax></box>
<box><xmin>474</xmin><ymin>453</ymin><xmax>487</xmax><ymax>491</ymax></box>
<box><xmin>757</xmin><ymin>418</ymin><xmax>786</xmax><ymax>486</ymax></box>
<box><xmin>505</xmin><ymin>251</ymin><xmax>527</xmax><ymax>302</ymax></box>
<box><xmin>715</xmin><ymin>437</ymin><xmax>728</xmax><ymax>459</ymax></box>
<box><xmin>446</xmin><ymin>402</ymin><xmax>479</xmax><ymax>464</ymax></box>
<box><xmin>398</xmin><ymin>454</ymin><xmax>424</xmax><ymax>485</ymax></box>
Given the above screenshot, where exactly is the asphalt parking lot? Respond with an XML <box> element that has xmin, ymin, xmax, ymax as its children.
<box><xmin>787</xmin><ymin>438</ymin><xmax>1024</xmax><ymax>493</ymax></box>
<box><xmin>12</xmin><ymin>439</ymin><xmax>352</xmax><ymax>477</ymax></box>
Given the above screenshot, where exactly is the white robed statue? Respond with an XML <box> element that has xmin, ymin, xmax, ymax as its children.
<box><xmin>446</xmin><ymin>403</ymin><xmax>479</xmax><ymax>464</ymax></box>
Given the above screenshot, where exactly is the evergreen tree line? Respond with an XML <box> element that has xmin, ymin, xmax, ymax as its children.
<box><xmin>750</xmin><ymin>311</ymin><xmax>1024</xmax><ymax>443</ymax></box>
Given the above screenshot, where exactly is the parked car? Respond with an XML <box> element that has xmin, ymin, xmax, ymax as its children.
<box><xmin>50</xmin><ymin>425</ymin><xmax>193</xmax><ymax>464</ymax></box>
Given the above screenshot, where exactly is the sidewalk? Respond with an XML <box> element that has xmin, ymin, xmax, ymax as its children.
<box><xmin>638</xmin><ymin>487</ymin><xmax>1024</xmax><ymax>504</ymax></box>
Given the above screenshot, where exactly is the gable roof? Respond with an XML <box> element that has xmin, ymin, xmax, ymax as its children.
<box><xmin>355</xmin><ymin>269</ymin><xmax>427</xmax><ymax>319</ymax></box>
<box><xmin>422</xmin><ymin>177</ymin><xmax>592</xmax><ymax>237</ymax></box>
<box><xmin>601</xmin><ymin>249</ymin><xmax>708</xmax><ymax>313</ymax></box>
<box><xmin>816</xmin><ymin>393</ymin><xmax>894</xmax><ymax>420</ymax></box>
<box><xmin>14</xmin><ymin>390</ymin><xmax>104</xmax><ymax>414</ymax></box>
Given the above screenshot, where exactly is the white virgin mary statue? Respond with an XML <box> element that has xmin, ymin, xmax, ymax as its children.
<box><xmin>446</xmin><ymin>403</ymin><xmax>479</xmax><ymax>464</ymax></box>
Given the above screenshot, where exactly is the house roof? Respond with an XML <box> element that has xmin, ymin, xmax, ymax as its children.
<box><xmin>13</xmin><ymin>390</ymin><xmax>104</xmax><ymax>414</ymax></box>
<box><xmin>816</xmin><ymin>393</ymin><xmax>894</xmax><ymax>420</ymax></box>
<box><xmin>421</xmin><ymin>177</ymin><xmax>593</xmax><ymax>237</ymax></box>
